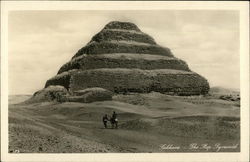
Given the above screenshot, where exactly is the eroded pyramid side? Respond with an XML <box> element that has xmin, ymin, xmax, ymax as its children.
<box><xmin>45</xmin><ymin>21</ymin><xmax>210</xmax><ymax>96</ymax></box>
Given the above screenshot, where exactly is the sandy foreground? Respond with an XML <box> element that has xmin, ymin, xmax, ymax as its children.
<box><xmin>8</xmin><ymin>92</ymin><xmax>240</xmax><ymax>153</ymax></box>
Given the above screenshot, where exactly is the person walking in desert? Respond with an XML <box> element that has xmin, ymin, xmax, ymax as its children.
<box><xmin>102</xmin><ymin>114</ymin><xmax>109</xmax><ymax>128</ymax></box>
<box><xmin>111</xmin><ymin>111</ymin><xmax>118</xmax><ymax>129</ymax></box>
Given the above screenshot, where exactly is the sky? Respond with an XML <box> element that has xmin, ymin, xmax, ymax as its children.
<box><xmin>8</xmin><ymin>10</ymin><xmax>239</xmax><ymax>95</ymax></box>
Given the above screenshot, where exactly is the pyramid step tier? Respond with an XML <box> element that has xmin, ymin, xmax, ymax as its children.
<box><xmin>73</xmin><ymin>41</ymin><xmax>173</xmax><ymax>58</ymax></box>
<box><xmin>58</xmin><ymin>53</ymin><xmax>190</xmax><ymax>74</ymax></box>
<box><xmin>91</xmin><ymin>29</ymin><xmax>156</xmax><ymax>44</ymax></box>
<box><xmin>103</xmin><ymin>21</ymin><xmax>141</xmax><ymax>31</ymax></box>
<box><xmin>46</xmin><ymin>68</ymin><xmax>209</xmax><ymax>95</ymax></box>
<box><xmin>103</xmin><ymin>29</ymin><xmax>145</xmax><ymax>34</ymax></box>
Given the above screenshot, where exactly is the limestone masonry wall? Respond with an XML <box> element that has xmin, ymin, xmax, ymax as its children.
<box><xmin>58</xmin><ymin>55</ymin><xmax>190</xmax><ymax>74</ymax></box>
<box><xmin>103</xmin><ymin>21</ymin><xmax>141</xmax><ymax>31</ymax></box>
<box><xmin>69</xmin><ymin>69</ymin><xmax>209</xmax><ymax>95</ymax></box>
<box><xmin>73</xmin><ymin>41</ymin><xmax>173</xmax><ymax>58</ymax></box>
<box><xmin>91</xmin><ymin>29</ymin><xmax>156</xmax><ymax>44</ymax></box>
<box><xmin>45</xmin><ymin>70</ymin><xmax>77</xmax><ymax>90</ymax></box>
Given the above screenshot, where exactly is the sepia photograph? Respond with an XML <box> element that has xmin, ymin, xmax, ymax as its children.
<box><xmin>1</xmin><ymin>1</ymin><xmax>249</xmax><ymax>162</ymax></box>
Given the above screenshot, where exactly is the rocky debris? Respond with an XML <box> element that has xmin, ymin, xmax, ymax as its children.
<box><xmin>219</xmin><ymin>95</ymin><xmax>240</xmax><ymax>101</ymax></box>
<box><xmin>25</xmin><ymin>86</ymin><xmax>68</xmax><ymax>103</ymax></box>
<box><xmin>39</xmin><ymin>21</ymin><xmax>210</xmax><ymax>98</ymax></box>
<box><xmin>66</xmin><ymin>88</ymin><xmax>113</xmax><ymax>103</ymax></box>
<box><xmin>26</xmin><ymin>86</ymin><xmax>113</xmax><ymax>103</ymax></box>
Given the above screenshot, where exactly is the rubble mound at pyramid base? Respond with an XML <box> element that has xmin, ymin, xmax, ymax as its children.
<box><xmin>26</xmin><ymin>86</ymin><xmax>113</xmax><ymax>103</ymax></box>
<box><xmin>66</xmin><ymin>87</ymin><xmax>113</xmax><ymax>103</ymax></box>
<box><xmin>25</xmin><ymin>86</ymin><xmax>68</xmax><ymax>103</ymax></box>
<box><xmin>45</xmin><ymin>68</ymin><xmax>209</xmax><ymax>96</ymax></box>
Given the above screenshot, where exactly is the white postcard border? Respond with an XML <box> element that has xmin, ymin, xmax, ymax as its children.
<box><xmin>1</xmin><ymin>1</ymin><xmax>249</xmax><ymax>162</ymax></box>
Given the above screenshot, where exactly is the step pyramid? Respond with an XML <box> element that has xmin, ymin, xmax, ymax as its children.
<box><xmin>45</xmin><ymin>21</ymin><xmax>209</xmax><ymax>95</ymax></box>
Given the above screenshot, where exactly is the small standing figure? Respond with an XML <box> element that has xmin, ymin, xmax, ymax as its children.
<box><xmin>111</xmin><ymin>111</ymin><xmax>118</xmax><ymax>129</ymax></box>
<box><xmin>102</xmin><ymin>114</ymin><xmax>109</xmax><ymax>128</ymax></box>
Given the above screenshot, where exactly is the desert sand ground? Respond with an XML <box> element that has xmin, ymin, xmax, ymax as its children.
<box><xmin>8</xmin><ymin>90</ymin><xmax>240</xmax><ymax>153</ymax></box>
